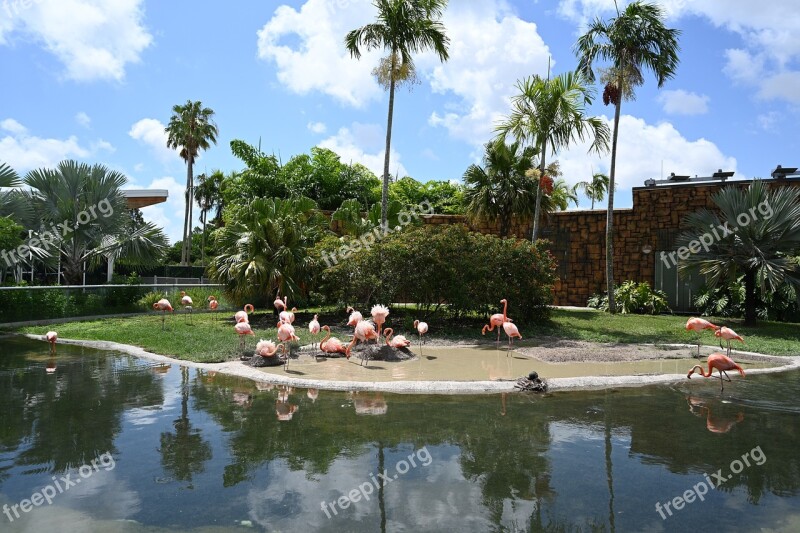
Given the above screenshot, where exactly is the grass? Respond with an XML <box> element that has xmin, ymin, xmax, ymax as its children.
<box><xmin>10</xmin><ymin>307</ymin><xmax>800</xmax><ymax>362</ymax></box>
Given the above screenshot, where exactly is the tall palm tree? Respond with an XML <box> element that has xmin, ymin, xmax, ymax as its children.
<box><xmin>575</xmin><ymin>1</ymin><xmax>681</xmax><ymax>313</ymax></box>
<box><xmin>463</xmin><ymin>139</ymin><xmax>537</xmax><ymax>238</ymax></box>
<box><xmin>573</xmin><ymin>172</ymin><xmax>611</xmax><ymax>209</ymax></box>
<box><xmin>345</xmin><ymin>0</ymin><xmax>450</xmax><ymax>227</ymax></box>
<box><xmin>497</xmin><ymin>71</ymin><xmax>609</xmax><ymax>242</ymax></box>
<box><xmin>166</xmin><ymin>100</ymin><xmax>219</xmax><ymax>266</ymax></box>
<box><xmin>676</xmin><ymin>181</ymin><xmax>800</xmax><ymax>326</ymax></box>
<box><xmin>194</xmin><ymin>170</ymin><xmax>224</xmax><ymax>267</ymax></box>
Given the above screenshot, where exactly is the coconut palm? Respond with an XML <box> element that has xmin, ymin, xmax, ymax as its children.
<box><xmin>208</xmin><ymin>196</ymin><xmax>325</xmax><ymax>303</ymax></box>
<box><xmin>575</xmin><ymin>1</ymin><xmax>681</xmax><ymax>313</ymax></box>
<box><xmin>22</xmin><ymin>160</ymin><xmax>168</xmax><ymax>285</ymax></box>
<box><xmin>573</xmin><ymin>172</ymin><xmax>611</xmax><ymax>209</ymax></box>
<box><xmin>676</xmin><ymin>181</ymin><xmax>800</xmax><ymax>326</ymax></box>
<box><xmin>194</xmin><ymin>170</ymin><xmax>224</xmax><ymax>267</ymax></box>
<box><xmin>497</xmin><ymin>71</ymin><xmax>609</xmax><ymax>242</ymax></box>
<box><xmin>166</xmin><ymin>100</ymin><xmax>219</xmax><ymax>265</ymax></box>
<box><xmin>345</xmin><ymin>0</ymin><xmax>450</xmax><ymax>228</ymax></box>
<box><xmin>463</xmin><ymin>139</ymin><xmax>537</xmax><ymax>238</ymax></box>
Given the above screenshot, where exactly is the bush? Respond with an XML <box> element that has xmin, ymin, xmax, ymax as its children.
<box><xmin>311</xmin><ymin>224</ymin><xmax>556</xmax><ymax>323</ymax></box>
<box><xmin>694</xmin><ymin>277</ymin><xmax>800</xmax><ymax>323</ymax></box>
<box><xmin>588</xmin><ymin>281</ymin><xmax>671</xmax><ymax>315</ymax></box>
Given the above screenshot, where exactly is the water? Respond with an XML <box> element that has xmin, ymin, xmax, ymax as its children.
<box><xmin>1</xmin><ymin>336</ymin><xmax>799</xmax><ymax>532</ymax></box>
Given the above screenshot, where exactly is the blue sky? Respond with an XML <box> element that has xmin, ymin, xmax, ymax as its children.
<box><xmin>1</xmin><ymin>0</ymin><xmax>798</xmax><ymax>242</ymax></box>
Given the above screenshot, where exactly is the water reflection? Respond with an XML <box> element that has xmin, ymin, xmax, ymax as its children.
<box><xmin>687</xmin><ymin>395</ymin><xmax>745</xmax><ymax>434</ymax></box>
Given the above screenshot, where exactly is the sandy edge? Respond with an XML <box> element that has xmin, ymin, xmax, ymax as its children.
<box><xmin>22</xmin><ymin>334</ymin><xmax>800</xmax><ymax>395</ymax></box>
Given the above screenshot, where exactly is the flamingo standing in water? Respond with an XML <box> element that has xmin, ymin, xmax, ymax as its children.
<box><xmin>502</xmin><ymin>321</ymin><xmax>522</xmax><ymax>352</ymax></box>
<box><xmin>687</xmin><ymin>353</ymin><xmax>745</xmax><ymax>391</ymax></box>
<box><xmin>482</xmin><ymin>298</ymin><xmax>512</xmax><ymax>344</ymax></box>
<box><xmin>320</xmin><ymin>325</ymin><xmax>347</xmax><ymax>356</ymax></box>
<box><xmin>277</xmin><ymin>321</ymin><xmax>300</xmax><ymax>369</ymax></box>
<box><xmin>413</xmin><ymin>320</ymin><xmax>428</xmax><ymax>356</ymax></box>
<box><xmin>45</xmin><ymin>331</ymin><xmax>58</xmax><ymax>354</ymax></box>
<box><xmin>255</xmin><ymin>339</ymin><xmax>280</xmax><ymax>358</ymax></box>
<box><xmin>308</xmin><ymin>314</ymin><xmax>321</xmax><ymax>355</ymax></box>
<box><xmin>371</xmin><ymin>304</ymin><xmax>390</xmax><ymax>341</ymax></box>
<box><xmin>685</xmin><ymin>317</ymin><xmax>719</xmax><ymax>357</ymax></box>
<box><xmin>153</xmin><ymin>298</ymin><xmax>174</xmax><ymax>330</ymax></box>
<box><xmin>715</xmin><ymin>327</ymin><xmax>744</xmax><ymax>356</ymax></box>
<box><xmin>180</xmin><ymin>291</ymin><xmax>194</xmax><ymax>323</ymax></box>
<box><xmin>346</xmin><ymin>320</ymin><xmax>379</xmax><ymax>364</ymax></box>
<box><xmin>235</xmin><ymin>304</ymin><xmax>254</xmax><ymax>324</ymax></box>
<box><xmin>383</xmin><ymin>328</ymin><xmax>411</xmax><ymax>348</ymax></box>
<box><xmin>235</xmin><ymin>321</ymin><xmax>254</xmax><ymax>351</ymax></box>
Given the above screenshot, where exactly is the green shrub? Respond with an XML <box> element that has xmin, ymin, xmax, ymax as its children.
<box><xmin>694</xmin><ymin>276</ymin><xmax>799</xmax><ymax>323</ymax></box>
<box><xmin>588</xmin><ymin>281</ymin><xmax>671</xmax><ymax>315</ymax></box>
<box><xmin>311</xmin><ymin>224</ymin><xmax>556</xmax><ymax>322</ymax></box>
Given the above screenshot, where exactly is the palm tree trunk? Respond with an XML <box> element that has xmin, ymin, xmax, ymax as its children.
<box><xmin>744</xmin><ymin>269</ymin><xmax>757</xmax><ymax>326</ymax></box>
<box><xmin>200</xmin><ymin>211</ymin><xmax>207</xmax><ymax>267</ymax></box>
<box><xmin>381</xmin><ymin>55</ymin><xmax>397</xmax><ymax>229</ymax></box>
<box><xmin>532</xmin><ymin>138</ymin><xmax>548</xmax><ymax>242</ymax></box>
<box><xmin>606</xmin><ymin>100</ymin><xmax>622</xmax><ymax>314</ymax></box>
<box><xmin>181</xmin><ymin>161</ymin><xmax>192</xmax><ymax>266</ymax></box>
<box><xmin>187</xmin><ymin>162</ymin><xmax>194</xmax><ymax>265</ymax></box>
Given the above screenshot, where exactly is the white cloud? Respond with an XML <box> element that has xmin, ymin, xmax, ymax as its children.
<box><xmin>657</xmin><ymin>89</ymin><xmax>709</xmax><ymax>115</ymax></box>
<box><xmin>129</xmin><ymin>118</ymin><xmax>179</xmax><ymax>163</ymax></box>
<box><xmin>1</xmin><ymin>118</ymin><xmax>28</xmax><ymax>136</ymax></box>
<box><xmin>757</xmin><ymin>111</ymin><xmax>781</xmax><ymax>131</ymax></box>
<box><xmin>75</xmin><ymin>111</ymin><xmax>91</xmax><ymax>128</ymax></box>
<box><xmin>136</xmin><ymin>176</ymin><xmax>186</xmax><ymax>243</ymax></box>
<box><xmin>307</xmin><ymin>121</ymin><xmax>327</xmax><ymax>134</ymax></box>
<box><xmin>0</xmin><ymin>0</ymin><xmax>152</xmax><ymax>82</ymax></box>
<box><xmin>319</xmin><ymin>123</ymin><xmax>407</xmax><ymax>178</ymax></box>
<box><xmin>557</xmin><ymin>114</ymin><xmax>738</xmax><ymax>192</ymax></box>
<box><xmin>0</xmin><ymin>118</ymin><xmax>92</xmax><ymax>171</ymax></box>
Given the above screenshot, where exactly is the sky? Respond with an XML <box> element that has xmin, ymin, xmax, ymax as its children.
<box><xmin>1</xmin><ymin>0</ymin><xmax>799</xmax><ymax>243</ymax></box>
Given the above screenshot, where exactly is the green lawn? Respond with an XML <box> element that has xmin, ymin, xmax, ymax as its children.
<box><xmin>11</xmin><ymin>307</ymin><xmax>800</xmax><ymax>362</ymax></box>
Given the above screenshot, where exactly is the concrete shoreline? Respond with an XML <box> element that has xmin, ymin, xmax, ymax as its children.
<box><xmin>23</xmin><ymin>334</ymin><xmax>800</xmax><ymax>395</ymax></box>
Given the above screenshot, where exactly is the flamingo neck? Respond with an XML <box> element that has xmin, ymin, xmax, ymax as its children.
<box><xmin>502</xmin><ymin>300</ymin><xmax>508</xmax><ymax>320</ymax></box>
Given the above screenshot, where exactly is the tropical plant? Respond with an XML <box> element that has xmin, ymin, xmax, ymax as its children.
<box><xmin>166</xmin><ymin>100</ymin><xmax>219</xmax><ymax>265</ymax></box>
<box><xmin>331</xmin><ymin>198</ymin><xmax>407</xmax><ymax>237</ymax></box>
<box><xmin>208</xmin><ymin>197</ymin><xmax>326</xmax><ymax>305</ymax></box>
<box><xmin>345</xmin><ymin>0</ymin><xmax>450</xmax><ymax>227</ymax></box>
<box><xmin>587</xmin><ymin>281</ymin><xmax>670</xmax><ymax>315</ymax></box>
<box><xmin>21</xmin><ymin>160</ymin><xmax>168</xmax><ymax>285</ymax></box>
<box><xmin>676</xmin><ymin>181</ymin><xmax>800</xmax><ymax>326</ymax></box>
<box><xmin>575</xmin><ymin>1</ymin><xmax>681</xmax><ymax>313</ymax></box>
<box><xmin>0</xmin><ymin>162</ymin><xmax>30</xmax><ymax>224</ymax></box>
<box><xmin>497</xmin><ymin>71</ymin><xmax>609</xmax><ymax>242</ymax></box>
<box><xmin>463</xmin><ymin>139</ymin><xmax>537</xmax><ymax>238</ymax></box>
<box><xmin>195</xmin><ymin>170</ymin><xmax>224</xmax><ymax>266</ymax></box>
<box><xmin>573</xmin><ymin>172</ymin><xmax>611</xmax><ymax>209</ymax></box>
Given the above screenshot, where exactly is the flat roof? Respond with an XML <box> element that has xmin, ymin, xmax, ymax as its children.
<box><xmin>122</xmin><ymin>189</ymin><xmax>169</xmax><ymax>209</ymax></box>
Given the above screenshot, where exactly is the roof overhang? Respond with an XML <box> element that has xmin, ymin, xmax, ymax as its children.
<box><xmin>122</xmin><ymin>189</ymin><xmax>169</xmax><ymax>209</ymax></box>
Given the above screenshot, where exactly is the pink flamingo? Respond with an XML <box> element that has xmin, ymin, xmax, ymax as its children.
<box><xmin>255</xmin><ymin>339</ymin><xmax>280</xmax><ymax>358</ymax></box>
<box><xmin>687</xmin><ymin>353</ymin><xmax>746</xmax><ymax>391</ymax></box>
<box><xmin>235</xmin><ymin>304</ymin><xmax>255</xmax><ymax>324</ymax></box>
<box><xmin>685</xmin><ymin>317</ymin><xmax>720</xmax><ymax>357</ymax></box>
<box><xmin>482</xmin><ymin>298</ymin><xmax>512</xmax><ymax>343</ymax></box>
<box><xmin>371</xmin><ymin>304</ymin><xmax>390</xmax><ymax>340</ymax></box>
<box><xmin>180</xmin><ymin>291</ymin><xmax>194</xmax><ymax>323</ymax></box>
<box><xmin>413</xmin><ymin>319</ymin><xmax>428</xmax><ymax>356</ymax></box>
<box><xmin>207</xmin><ymin>295</ymin><xmax>219</xmax><ymax>310</ymax></box>
<box><xmin>279</xmin><ymin>307</ymin><xmax>298</xmax><ymax>324</ymax></box>
<box><xmin>320</xmin><ymin>325</ymin><xmax>347</xmax><ymax>356</ymax></box>
<box><xmin>346</xmin><ymin>306</ymin><xmax>363</xmax><ymax>327</ymax></box>
<box><xmin>274</xmin><ymin>296</ymin><xmax>287</xmax><ymax>312</ymax></box>
<box><xmin>235</xmin><ymin>321</ymin><xmax>254</xmax><ymax>351</ymax></box>
<box><xmin>346</xmin><ymin>320</ymin><xmax>379</xmax><ymax>365</ymax></box>
<box><xmin>45</xmin><ymin>331</ymin><xmax>58</xmax><ymax>354</ymax></box>
<box><xmin>277</xmin><ymin>321</ymin><xmax>300</xmax><ymax>370</ymax></box>
<box><xmin>153</xmin><ymin>298</ymin><xmax>174</xmax><ymax>330</ymax></box>
<box><xmin>715</xmin><ymin>327</ymin><xmax>744</xmax><ymax>356</ymax></box>
<box><xmin>308</xmin><ymin>314</ymin><xmax>321</xmax><ymax>355</ymax></box>
<box><xmin>503</xmin><ymin>321</ymin><xmax>522</xmax><ymax>352</ymax></box>
<box><xmin>383</xmin><ymin>328</ymin><xmax>411</xmax><ymax>348</ymax></box>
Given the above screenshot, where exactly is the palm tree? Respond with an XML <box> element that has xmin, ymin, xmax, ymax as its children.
<box><xmin>166</xmin><ymin>100</ymin><xmax>219</xmax><ymax>266</ymax></box>
<box><xmin>208</xmin><ymin>197</ymin><xmax>325</xmax><ymax>303</ymax></box>
<box><xmin>575</xmin><ymin>1</ymin><xmax>681</xmax><ymax>313</ymax></box>
<box><xmin>22</xmin><ymin>160</ymin><xmax>168</xmax><ymax>285</ymax></box>
<box><xmin>194</xmin><ymin>170</ymin><xmax>224</xmax><ymax>267</ymax></box>
<box><xmin>497</xmin><ymin>71</ymin><xmax>609</xmax><ymax>242</ymax></box>
<box><xmin>345</xmin><ymin>0</ymin><xmax>450</xmax><ymax>228</ymax></box>
<box><xmin>573</xmin><ymin>172</ymin><xmax>611</xmax><ymax>209</ymax></box>
<box><xmin>463</xmin><ymin>139</ymin><xmax>537</xmax><ymax>238</ymax></box>
<box><xmin>676</xmin><ymin>181</ymin><xmax>800</xmax><ymax>326</ymax></box>
<box><xmin>0</xmin><ymin>162</ymin><xmax>30</xmax><ymax>223</ymax></box>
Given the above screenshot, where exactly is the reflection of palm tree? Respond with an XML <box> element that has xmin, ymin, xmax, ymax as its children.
<box><xmin>159</xmin><ymin>366</ymin><xmax>212</xmax><ymax>486</ymax></box>
<box><xmin>605</xmin><ymin>390</ymin><xmax>615</xmax><ymax>533</ymax></box>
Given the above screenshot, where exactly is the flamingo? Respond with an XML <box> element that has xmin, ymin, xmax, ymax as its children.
<box><xmin>346</xmin><ymin>320</ymin><xmax>379</xmax><ymax>365</ymax></box>
<box><xmin>255</xmin><ymin>339</ymin><xmax>280</xmax><ymax>358</ymax></box>
<box><xmin>482</xmin><ymin>299</ymin><xmax>512</xmax><ymax>343</ymax></box>
<box><xmin>687</xmin><ymin>353</ymin><xmax>746</xmax><ymax>391</ymax></box>
<box><xmin>383</xmin><ymin>328</ymin><xmax>411</xmax><ymax>348</ymax></box>
<box><xmin>280</xmin><ymin>307</ymin><xmax>298</xmax><ymax>324</ymax></box>
<box><xmin>503</xmin><ymin>321</ymin><xmax>522</xmax><ymax>352</ymax></box>
<box><xmin>308</xmin><ymin>314</ymin><xmax>321</xmax><ymax>355</ymax></box>
<box><xmin>277</xmin><ymin>321</ymin><xmax>300</xmax><ymax>370</ymax></box>
<box><xmin>715</xmin><ymin>327</ymin><xmax>744</xmax><ymax>356</ymax></box>
<box><xmin>235</xmin><ymin>304</ymin><xmax>255</xmax><ymax>324</ymax></box>
<box><xmin>371</xmin><ymin>304</ymin><xmax>390</xmax><ymax>340</ymax></box>
<box><xmin>207</xmin><ymin>295</ymin><xmax>219</xmax><ymax>310</ymax></box>
<box><xmin>180</xmin><ymin>291</ymin><xmax>194</xmax><ymax>323</ymax></box>
<box><xmin>346</xmin><ymin>306</ymin><xmax>363</xmax><ymax>327</ymax></box>
<box><xmin>413</xmin><ymin>319</ymin><xmax>428</xmax><ymax>356</ymax></box>
<box><xmin>274</xmin><ymin>296</ymin><xmax>287</xmax><ymax>312</ymax></box>
<box><xmin>235</xmin><ymin>321</ymin><xmax>254</xmax><ymax>351</ymax></box>
<box><xmin>320</xmin><ymin>325</ymin><xmax>348</xmax><ymax>356</ymax></box>
<box><xmin>153</xmin><ymin>298</ymin><xmax>174</xmax><ymax>330</ymax></box>
<box><xmin>45</xmin><ymin>331</ymin><xmax>57</xmax><ymax>354</ymax></box>
<box><xmin>685</xmin><ymin>317</ymin><xmax>719</xmax><ymax>357</ymax></box>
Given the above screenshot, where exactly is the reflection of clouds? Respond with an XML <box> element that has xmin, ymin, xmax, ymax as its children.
<box><xmin>122</xmin><ymin>367</ymin><xmax>182</xmax><ymax>427</ymax></box>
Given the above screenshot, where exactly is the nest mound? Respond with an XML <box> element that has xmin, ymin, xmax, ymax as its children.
<box><xmin>351</xmin><ymin>344</ymin><xmax>416</xmax><ymax>363</ymax></box>
<box><xmin>246</xmin><ymin>355</ymin><xmax>285</xmax><ymax>368</ymax></box>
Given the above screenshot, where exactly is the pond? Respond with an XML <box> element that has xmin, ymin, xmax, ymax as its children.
<box><xmin>1</xmin><ymin>336</ymin><xmax>799</xmax><ymax>532</ymax></box>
